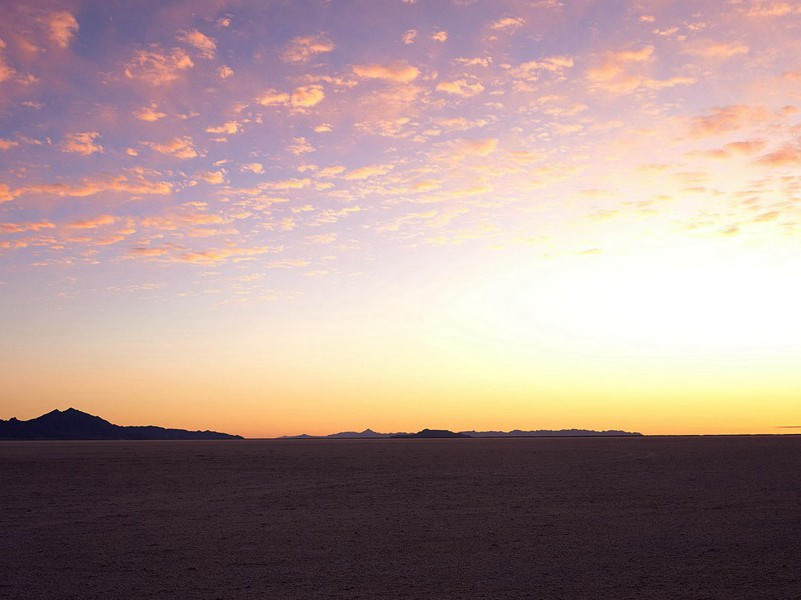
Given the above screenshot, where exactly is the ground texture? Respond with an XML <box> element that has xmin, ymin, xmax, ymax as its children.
<box><xmin>1</xmin><ymin>436</ymin><xmax>800</xmax><ymax>599</ymax></box>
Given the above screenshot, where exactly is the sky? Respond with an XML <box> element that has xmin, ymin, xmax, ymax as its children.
<box><xmin>2</xmin><ymin>0</ymin><xmax>801</xmax><ymax>437</ymax></box>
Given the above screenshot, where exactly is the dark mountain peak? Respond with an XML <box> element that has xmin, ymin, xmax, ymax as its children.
<box><xmin>0</xmin><ymin>409</ymin><xmax>242</xmax><ymax>440</ymax></box>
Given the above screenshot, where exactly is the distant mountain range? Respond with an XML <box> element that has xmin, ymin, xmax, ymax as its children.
<box><xmin>0</xmin><ymin>408</ymin><xmax>242</xmax><ymax>440</ymax></box>
<box><xmin>281</xmin><ymin>428</ymin><xmax>642</xmax><ymax>439</ymax></box>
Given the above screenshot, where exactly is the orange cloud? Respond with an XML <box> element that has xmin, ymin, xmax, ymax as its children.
<box><xmin>451</xmin><ymin>138</ymin><xmax>498</xmax><ymax>157</ymax></box>
<box><xmin>402</xmin><ymin>29</ymin><xmax>417</xmax><ymax>45</ymax></box>
<box><xmin>257</xmin><ymin>89</ymin><xmax>291</xmax><ymax>106</ymax></box>
<box><xmin>179</xmin><ymin>30</ymin><xmax>216</xmax><ymax>58</ymax></box>
<box><xmin>689</xmin><ymin>105</ymin><xmax>771</xmax><ymax>137</ymax></box>
<box><xmin>197</xmin><ymin>170</ymin><xmax>226</xmax><ymax>184</ymax></box>
<box><xmin>432</xmin><ymin>30</ymin><xmax>448</xmax><ymax>42</ymax></box>
<box><xmin>291</xmin><ymin>85</ymin><xmax>325</xmax><ymax>107</ymax></box>
<box><xmin>48</xmin><ymin>11</ymin><xmax>78</xmax><ymax>48</ymax></box>
<box><xmin>343</xmin><ymin>164</ymin><xmax>394</xmax><ymax>180</ymax></box>
<box><xmin>242</xmin><ymin>162</ymin><xmax>264</xmax><ymax>174</ymax></box>
<box><xmin>12</xmin><ymin>174</ymin><xmax>172</xmax><ymax>199</ymax></box>
<box><xmin>0</xmin><ymin>221</ymin><xmax>55</xmax><ymax>233</ymax></box>
<box><xmin>206</xmin><ymin>121</ymin><xmax>240</xmax><ymax>135</ymax></box>
<box><xmin>0</xmin><ymin>138</ymin><xmax>18</xmax><ymax>150</ymax></box>
<box><xmin>67</xmin><ymin>215</ymin><xmax>117</xmax><ymax>229</ymax></box>
<box><xmin>491</xmin><ymin>17</ymin><xmax>525</xmax><ymax>30</ymax></box>
<box><xmin>145</xmin><ymin>136</ymin><xmax>198</xmax><ymax>159</ymax></box>
<box><xmin>353</xmin><ymin>62</ymin><xmax>419</xmax><ymax>83</ymax></box>
<box><xmin>282</xmin><ymin>34</ymin><xmax>334</xmax><ymax>63</ymax></box>
<box><xmin>124</xmin><ymin>47</ymin><xmax>193</xmax><ymax>85</ymax></box>
<box><xmin>756</xmin><ymin>144</ymin><xmax>801</xmax><ymax>166</ymax></box>
<box><xmin>436</xmin><ymin>78</ymin><xmax>485</xmax><ymax>97</ymax></box>
<box><xmin>683</xmin><ymin>41</ymin><xmax>749</xmax><ymax>59</ymax></box>
<box><xmin>134</xmin><ymin>104</ymin><xmax>166</xmax><ymax>122</ymax></box>
<box><xmin>174</xmin><ymin>245</ymin><xmax>277</xmax><ymax>263</ymax></box>
<box><xmin>62</xmin><ymin>132</ymin><xmax>103</xmax><ymax>156</ymax></box>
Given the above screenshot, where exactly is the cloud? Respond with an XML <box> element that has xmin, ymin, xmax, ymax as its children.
<box><xmin>587</xmin><ymin>45</ymin><xmax>694</xmax><ymax>93</ymax></box>
<box><xmin>402</xmin><ymin>29</ymin><xmax>417</xmax><ymax>44</ymax></box>
<box><xmin>490</xmin><ymin>17</ymin><xmax>525</xmax><ymax>30</ymax></box>
<box><xmin>67</xmin><ymin>215</ymin><xmax>117</xmax><ymax>229</ymax></box>
<box><xmin>62</xmin><ymin>132</ymin><xmax>103</xmax><ymax>156</ymax></box>
<box><xmin>451</xmin><ymin>138</ymin><xmax>498</xmax><ymax>157</ymax></box>
<box><xmin>0</xmin><ymin>221</ymin><xmax>55</xmax><ymax>233</ymax></box>
<box><xmin>432</xmin><ymin>30</ymin><xmax>448</xmax><ymax>42</ymax></box>
<box><xmin>0</xmin><ymin>138</ymin><xmax>18</xmax><ymax>150</ymax></box>
<box><xmin>755</xmin><ymin>144</ymin><xmax>801</xmax><ymax>166</ymax></box>
<box><xmin>343</xmin><ymin>164</ymin><xmax>394</xmax><ymax>180</ymax></box>
<box><xmin>134</xmin><ymin>104</ymin><xmax>166</xmax><ymax>122</ymax></box>
<box><xmin>174</xmin><ymin>245</ymin><xmax>276</xmax><ymax>263</ymax></box>
<box><xmin>197</xmin><ymin>170</ymin><xmax>226</xmax><ymax>184</ymax></box>
<box><xmin>144</xmin><ymin>136</ymin><xmax>198</xmax><ymax>159</ymax></box>
<box><xmin>288</xmin><ymin>137</ymin><xmax>314</xmax><ymax>155</ymax></box>
<box><xmin>282</xmin><ymin>34</ymin><xmax>334</xmax><ymax>63</ymax></box>
<box><xmin>217</xmin><ymin>65</ymin><xmax>234</xmax><ymax>79</ymax></box>
<box><xmin>683</xmin><ymin>41</ymin><xmax>749</xmax><ymax>59</ymax></box>
<box><xmin>689</xmin><ymin>105</ymin><xmax>771</xmax><ymax>137</ymax></box>
<box><xmin>124</xmin><ymin>47</ymin><xmax>194</xmax><ymax>85</ymax></box>
<box><xmin>48</xmin><ymin>11</ymin><xmax>79</xmax><ymax>48</ymax></box>
<box><xmin>10</xmin><ymin>174</ymin><xmax>172</xmax><ymax>199</ymax></box>
<box><xmin>314</xmin><ymin>123</ymin><xmax>333</xmax><ymax>133</ymax></box>
<box><xmin>353</xmin><ymin>61</ymin><xmax>420</xmax><ymax>83</ymax></box>
<box><xmin>257</xmin><ymin>89</ymin><xmax>291</xmax><ymax>106</ymax></box>
<box><xmin>206</xmin><ymin>120</ymin><xmax>239</xmax><ymax>134</ymax></box>
<box><xmin>0</xmin><ymin>40</ymin><xmax>16</xmax><ymax>82</ymax></box>
<box><xmin>242</xmin><ymin>162</ymin><xmax>264</xmax><ymax>174</ymax></box>
<box><xmin>436</xmin><ymin>78</ymin><xmax>485</xmax><ymax>97</ymax></box>
<box><xmin>745</xmin><ymin>2</ymin><xmax>801</xmax><ymax>17</ymax></box>
<box><xmin>179</xmin><ymin>30</ymin><xmax>216</xmax><ymax>58</ymax></box>
<box><xmin>291</xmin><ymin>84</ymin><xmax>325</xmax><ymax>107</ymax></box>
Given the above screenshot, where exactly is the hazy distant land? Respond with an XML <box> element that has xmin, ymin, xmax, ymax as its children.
<box><xmin>0</xmin><ymin>408</ymin><xmax>242</xmax><ymax>440</ymax></box>
<box><xmin>281</xmin><ymin>427</ymin><xmax>643</xmax><ymax>439</ymax></box>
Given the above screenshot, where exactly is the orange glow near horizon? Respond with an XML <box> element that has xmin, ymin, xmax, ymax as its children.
<box><xmin>2</xmin><ymin>1</ymin><xmax>801</xmax><ymax>437</ymax></box>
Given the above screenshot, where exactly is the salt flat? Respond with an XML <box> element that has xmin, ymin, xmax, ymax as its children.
<box><xmin>1</xmin><ymin>437</ymin><xmax>800</xmax><ymax>599</ymax></box>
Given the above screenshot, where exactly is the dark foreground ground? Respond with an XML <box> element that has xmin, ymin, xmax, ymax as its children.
<box><xmin>1</xmin><ymin>437</ymin><xmax>800</xmax><ymax>599</ymax></box>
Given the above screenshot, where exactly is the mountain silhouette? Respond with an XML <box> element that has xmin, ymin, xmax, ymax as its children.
<box><xmin>390</xmin><ymin>429</ymin><xmax>471</xmax><ymax>439</ymax></box>
<box><xmin>0</xmin><ymin>408</ymin><xmax>242</xmax><ymax>440</ymax></box>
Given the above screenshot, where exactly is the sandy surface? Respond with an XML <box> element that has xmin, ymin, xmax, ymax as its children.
<box><xmin>1</xmin><ymin>436</ymin><xmax>800</xmax><ymax>599</ymax></box>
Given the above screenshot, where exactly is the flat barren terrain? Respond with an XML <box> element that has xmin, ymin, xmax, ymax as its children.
<box><xmin>1</xmin><ymin>436</ymin><xmax>800</xmax><ymax>599</ymax></box>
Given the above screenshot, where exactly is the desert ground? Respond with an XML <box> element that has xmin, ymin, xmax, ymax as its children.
<box><xmin>1</xmin><ymin>436</ymin><xmax>800</xmax><ymax>599</ymax></box>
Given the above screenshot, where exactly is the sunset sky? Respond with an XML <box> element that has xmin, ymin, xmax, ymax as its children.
<box><xmin>2</xmin><ymin>0</ymin><xmax>801</xmax><ymax>437</ymax></box>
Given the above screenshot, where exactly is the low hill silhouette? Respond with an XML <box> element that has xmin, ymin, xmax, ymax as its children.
<box><xmin>390</xmin><ymin>429</ymin><xmax>471</xmax><ymax>439</ymax></box>
<box><xmin>0</xmin><ymin>408</ymin><xmax>242</xmax><ymax>440</ymax></box>
<box><xmin>281</xmin><ymin>427</ymin><xmax>642</xmax><ymax>439</ymax></box>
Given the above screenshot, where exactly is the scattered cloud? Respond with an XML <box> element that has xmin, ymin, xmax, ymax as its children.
<box><xmin>436</xmin><ymin>78</ymin><xmax>485</xmax><ymax>97</ymax></box>
<box><xmin>689</xmin><ymin>105</ymin><xmax>771</xmax><ymax>137</ymax></box>
<box><xmin>206</xmin><ymin>120</ymin><xmax>240</xmax><ymax>135</ymax></box>
<box><xmin>67</xmin><ymin>215</ymin><xmax>117</xmax><ymax>229</ymax></box>
<box><xmin>48</xmin><ymin>11</ymin><xmax>79</xmax><ymax>48</ymax></box>
<box><xmin>62</xmin><ymin>132</ymin><xmax>103</xmax><ymax>156</ymax></box>
<box><xmin>179</xmin><ymin>30</ymin><xmax>217</xmax><ymax>58</ymax></box>
<box><xmin>490</xmin><ymin>17</ymin><xmax>525</xmax><ymax>30</ymax></box>
<box><xmin>134</xmin><ymin>104</ymin><xmax>166</xmax><ymax>122</ymax></box>
<box><xmin>144</xmin><ymin>136</ymin><xmax>198</xmax><ymax>159</ymax></box>
<box><xmin>353</xmin><ymin>61</ymin><xmax>420</xmax><ymax>83</ymax></box>
<box><xmin>402</xmin><ymin>29</ymin><xmax>417</xmax><ymax>44</ymax></box>
<box><xmin>291</xmin><ymin>84</ymin><xmax>325</xmax><ymax>107</ymax></box>
<box><xmin>242</xmin><ymin>162</ymin><xmax>264</xmax><ymax>174</ymax></box>
<box><xmin>282</xmin><ymin>34</ymin><xmax>334</xmax><ymax>63</ymax></box>
<box><xmin>124</xmin><ymin>47</ymin><xmax>194</xmax><ymax>85</ymax></box>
